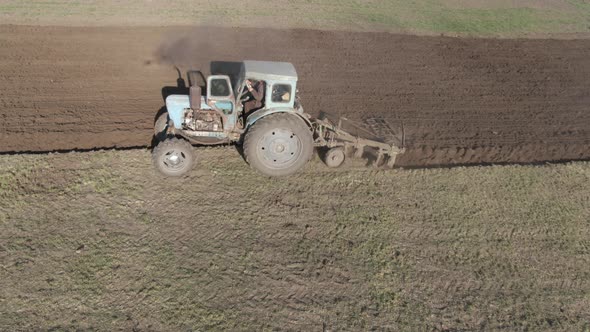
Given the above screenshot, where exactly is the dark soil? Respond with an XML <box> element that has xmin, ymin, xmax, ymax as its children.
<box><xmin>1</xmin><ymin>25</ymin><xmax>589</xmax><ymax>166</ymax></box>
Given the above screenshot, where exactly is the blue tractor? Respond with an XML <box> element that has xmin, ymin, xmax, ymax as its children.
<box><xmin>153</xmin><ymin>60</ymin><xmax>404</xmax><ymax>177</ymax></box>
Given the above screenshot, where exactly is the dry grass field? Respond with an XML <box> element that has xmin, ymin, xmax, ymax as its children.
<box><xmin>1</xmin><ymin>149</ymin><xmax>589</xmax><ymax>330</ymax></box>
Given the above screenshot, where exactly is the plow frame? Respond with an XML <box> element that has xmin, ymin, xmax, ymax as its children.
<box><xmin>311</xmin><ymin>115</ymin><xmax>405</xmax><ymax>167</ymax></box>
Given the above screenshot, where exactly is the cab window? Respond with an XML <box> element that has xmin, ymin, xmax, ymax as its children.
<box><xmin>210</xmin><ymin>78</ymin><xmax>230</xmax><ymax>97</ymax></box>
<box><xmin>271</xmin><ymin>84</ymin><xmax>292</xmax><ymax>103</ymax></box>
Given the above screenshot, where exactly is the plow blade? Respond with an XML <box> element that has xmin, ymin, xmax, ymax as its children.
<box><xmin>311</xmin><ymin>112</ymin><xmax>405</xmax><ymax>168</ymax></box>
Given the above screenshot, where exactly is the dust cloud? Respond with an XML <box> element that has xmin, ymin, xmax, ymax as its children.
<box><xmin>154</xmin><ymin>26</ymin><xmax>303</xmax><ymax>74</ymax></box>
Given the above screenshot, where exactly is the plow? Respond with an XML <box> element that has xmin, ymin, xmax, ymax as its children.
<box><xmin>152</xmin><ymin>60</ymin><xmax>404</xmax><ymax>177</ymax></box>
<box><xmin>312</xmin><ymin>113</ymin><xmax>405</xmax><ymax>168</ymax></box>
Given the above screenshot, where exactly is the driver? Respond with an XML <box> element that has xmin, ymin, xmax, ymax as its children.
<box><xmin>243</xmin><ymin>79</ymin><xmax>265</xmax><ymax>115</ymax></box>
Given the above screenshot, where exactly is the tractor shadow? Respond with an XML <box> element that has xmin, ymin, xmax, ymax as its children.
<box><xmin>210</xmin><ymin>61</ymin><xmax>242</xmax><ymax>88</ymax></box>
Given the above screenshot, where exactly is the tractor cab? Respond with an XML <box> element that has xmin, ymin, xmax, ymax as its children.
<box><xmin>235</xmin><ymin>61</ymin><xmax>298</xmax><ymax>119</ymax></box>
<box><xmin>163</xmin><ymin>61</ymin><xmax>301</xmax><ymax>139</ymax></box>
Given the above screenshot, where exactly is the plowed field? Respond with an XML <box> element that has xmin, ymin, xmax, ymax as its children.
<box><xmin>1</xmin><ymin>25</ymin><xmax>589</xmax><ymax>166</ymax></box>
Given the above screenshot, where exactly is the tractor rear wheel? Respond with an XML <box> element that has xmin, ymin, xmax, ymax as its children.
<box><xmin>243</xmin><ymin>113</ymin><xmax>313</xmax><ymax>177</ymax></box>
<box><xmin>152</xmin><ymin>138</ymin><xmax>195</xmax><ymax>177</ymax></box>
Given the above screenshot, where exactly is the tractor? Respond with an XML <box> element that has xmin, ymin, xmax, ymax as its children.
<box><xmin>153</xmin><ymin>60</ymin><xmax>404</xmax><ymax>177</ymax></box>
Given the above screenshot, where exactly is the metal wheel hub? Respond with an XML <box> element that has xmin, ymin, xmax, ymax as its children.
<box><xmin>325</xmin><ymin>147</ymin><xmax>345</xmax><ymax>167</ymax></box>
<box><xmin>328</xmin><ymin>151</ymin><xmax>344</xmax><ymax>164</ymax></box>
<box><xmin>257</xmin><ymin>128</ymin><xmax>302</xmax><ymax>169</ymax></box>
<box><xmin>163</xmin><ymin>150</ymin><xmax>186</xmax><ymax>169</ymax></box>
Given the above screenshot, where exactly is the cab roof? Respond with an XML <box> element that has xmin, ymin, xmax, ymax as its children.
<box><xmin>243</xmin><ymin>60</ymin><xmax>297</xmax><ymax>81</ymax></box>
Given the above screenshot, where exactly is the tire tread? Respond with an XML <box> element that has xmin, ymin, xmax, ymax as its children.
<box><xmin>152</xmin><ymin>137</ymin><xmax>195</xmax><ymax>177</ymax></box>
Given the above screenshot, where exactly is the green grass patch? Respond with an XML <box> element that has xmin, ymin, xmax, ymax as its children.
<box><xmin>0</xmin><ymin>0</ymin><xmax>589</xmax><ymax>36</ymax></box>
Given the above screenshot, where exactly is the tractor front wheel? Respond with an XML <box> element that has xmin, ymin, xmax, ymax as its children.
<box><xmin>243</xmin><ymin>113</ymin><xmax>313</xmax><ymax>177</ymax></box>
<box><xmin>152</xmin><ymin>138</ymin><xmax>195</xmax><ymax>177</ymax></box>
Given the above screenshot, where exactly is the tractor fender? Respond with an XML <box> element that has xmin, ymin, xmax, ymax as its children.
<box><xmin>245</xmin><ymin>107</ymin><xmax>312</xmax><ymax>130</ymax></box>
